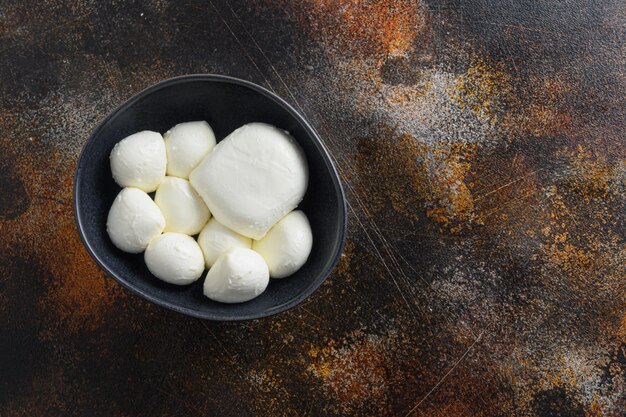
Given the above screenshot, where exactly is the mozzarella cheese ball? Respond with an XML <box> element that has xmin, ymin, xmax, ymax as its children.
<box><xmin>154</xmin><ymin>176</ymin><xmax>210</xmax><ymax>235</ymax></box>
<box><xmin>252</xmin><ymin>210</ymin><xmax>312</xmax><ymax>278</ymax></box>
<box><xmin>197</xmin><ymin>218</ymin><xmax>251</xmax><ymax>268</ymax></box>
<box><xmin>106</xmin><ymin>187</ymin><xmax>165</xmax><ymax>253</ymax></box>
<box><xmin>110</xmin><ymin>130</ymin><xmax>166</xmax><ymax>192</ymax></box>
<box><xmin>144</xmin><ymin>233</ymin><xmax>205</xmax><ymax>285</ymax></box>
<box><xmin>164</xmin><ymin>121</ymin><xmax>216</xmax><ymax>178</ymax></box>
<box><xmin>203</xmin><ymin>247</ymin><xmax>269</xmax><ymax>303</ymax></box>
<box><xmin>190</xmin><ymin>123</ymin><xmax>308</xmax><ymax>239</ymax></box>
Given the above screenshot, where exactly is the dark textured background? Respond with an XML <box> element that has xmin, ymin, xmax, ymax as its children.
<box><xmin>1</xmin><ymin>1</ymin><xmax>624</xmax><ymax>416</ymax></box>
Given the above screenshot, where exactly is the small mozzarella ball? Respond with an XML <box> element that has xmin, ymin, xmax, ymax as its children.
<box><xmin>110</xmin><ymin>131</ymin><xmax>166</xmax><ymax>192</ymax></box>
<box><xmin>197</xmin><ymin>218</ymin><xmax>252</xmax><ymax>268</ymax></box>
<box><xmin>144</xmin><ymin>233</ymin><xmax>205</xmax><ymax>285</ymax></box>
<box><xmin>203</xmin><ymin>247</ymin><xmax>269</xmax><ymax>303</ymax></box>
<box><xmin>164</xmin><ymin>121</ymin><xmax>216</xmax><ymax>179</ymax></box>
<box><xmin>154</xmin><ymin>176</ymin><xmax>210</xmax><ymax>235</ymax></box>
<box><xmin>252</xmin><ymin>210</ymin><xmax>312</xmax><ymax>278</ymax></box>
<box><xmin>107</xmin><ymin>187</ymin><xmax>165</xmax><ymax>253</ymax></box>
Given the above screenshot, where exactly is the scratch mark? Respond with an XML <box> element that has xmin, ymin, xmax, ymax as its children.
<box><xmin>218</xmin><ymin>2</ymin><xmax>398</xmax><ymax>290</ymax></box>
<box><xmin>474</xmin><ymin>168</ymin><xmax>542</xmax><ymax>202</ymax></box>
<box><xmin>405</xmin><ymin>331</ymin><xmax>485</xmax><ymax>417</ymax></box>
<box><xmin>300</xmin><ymin>305</ymin><xmax>323</xmax><ymax>322</ymax></box>
<box><xmin>222</xmin><ymin>0</ymin><xmax>304</xmax><ymax>112</ymax></box>
<box><xmin>0</xmin><ymin>11</ymin><xmax>92</xmax><ymax>54</ymax></box>
<box><xmin>481</xmin><ymin>190</ymin><xmax>537</xmax><ymax>219</ymax></box>
<box><xmin>215</xmin><ymin>0</ymin><xmax>426</xmax><ymax>320</ymax></box>
<box><xmin>207</xmin><ymin>0</ymin><xmax>275</xmax><ymax>92</ymax></box>
<box><xmin>511</xmin><ymin>151</ymin><xmax>520</xmax><ymax>170</ymax></box>
<box><xmin>347</xmin><ymin>200</ymin><xmax>419</xmax><ymax>317</ymax></box>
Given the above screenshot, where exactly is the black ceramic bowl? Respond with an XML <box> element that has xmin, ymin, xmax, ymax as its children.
<box><xmin>74</xmin><ymin>74</ymin><xmax>346</xmax><ymax>321</ymax></box>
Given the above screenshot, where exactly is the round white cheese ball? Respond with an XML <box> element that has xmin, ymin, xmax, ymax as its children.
<box><xmin>110</xmin><ymin>130</ymin><xmax>166</xmax><ymax>192</ymax></box>
<box><xmin>106</xmin><ymin>187</ymin><xmax>165</xmax><ymax>253</ymax></box>
<box><xmin>164</xmin><ymin>121</ymin><xmax>216</xmax><ymax>179</ymax></box>
<box><xmin>197</xmin><ymin>218</ymin><xmax>252</xmax><ymax>268</ymax></box>
<box><xmin>190</xmin><ymin>123</ymin><xmax>308</xmax><ymax>240</ymax></box>
<box><xmin>252</xmin><ymin>210</ymin><xmax>313</xmax><ymax>278</ymax></box>
<box><xmin>144</xmin><ymin>233</ymin><xmax>205</xmax><ymax>285</ymax></box>
<box><xmin>154</xmin><ymin>176</ymin><xmax>210</xmax><ymax>235</ymax></box>
<box><xmin>203</xmin><ymin>247</ymin><xmax>269</xmax><ymax>303</ymax></box>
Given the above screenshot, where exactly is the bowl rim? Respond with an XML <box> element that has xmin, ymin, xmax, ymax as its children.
<box><xmin>73</xmin><ymin>73</ymin><xmax>347</xmax><ymax>321</ymax></box>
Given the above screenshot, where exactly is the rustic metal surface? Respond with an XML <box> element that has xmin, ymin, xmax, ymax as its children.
<box><xmin>1</xmin><ymin>1</ymin><xmax>624</xmax><ymax>416</ymax></box>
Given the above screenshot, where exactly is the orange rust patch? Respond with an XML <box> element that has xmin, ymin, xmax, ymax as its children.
<box><xmin>278</xmin><ymin>0</ymin><xmax>431</xmax><ymax>59</ymax></box>
<box><xmin>452</xmin><ymin>58</ymin><xmax>571</xmax><ymax>139</ymax></box>
<box><xmin>246</xmin><ymin>367</ymin><xmax>295</xmax><ymax>416</ymax></box>
<box><xmin>469</xmin><ymin>151</ymin><xmax>544</xmax><ymax>236</ymax></box>
<box><xmin>308</xmin><ymin>333</ymin><xmax>391</xmax><ymax>414</ymax></box>
<box><xmin>539</xmin><ymin>185</ymin><xmax>623</xmax><ymax>283</ymax></box>
<box><xmin>423</xmin><ymin>142</ymin><xmax>477</xmax><ymax>228</ymax></box>
<box><xmin>248</xmin><ymin>368</ymin><xmax>282</xmax><ymax>394</ymax></box>
<box><xmin>563</xmin><ymin>145</ymin><xmax>615</xmax><ymax>201</ymax></box>
<box><xmin>41</xmin><ymin>220</ymin><xmax>124</xmax><ymax>331</ymax></box>
<box><xmin>451</xmin><ymin>58</ymin><xmax>515</xmax><ymax>126</ymax></box>
<box><xmin>355</xmin><ymin>129</ymin><xmax>477</xmax><ymax>229</ymax></box>
<box><xmin>334</xmin><ymin>239</ymin><xmax>354</xmax><ymax>280</ymax></box>
<box><xmin>533</xmin><ymin>144</ymin><xmax>624</xmax><ymax>289</ymax></box>
<box><xmin>502</xmin><ymin>355</ymin><xmax>595</xmax><ymax>416</ymax></box>
<box><xmin>1</xmin><ymin>154</ymin><xmax>128</xmax><ymax>334</ymax></box>
<box><xmin>385</xmin><ymin>79</ymin><xmax>433</xmax><ymax>104</ymax></box>
<box><xmin>354</xmin><ymin>129</ymin><xmax>427</xmax><ymax>220</ymax></box>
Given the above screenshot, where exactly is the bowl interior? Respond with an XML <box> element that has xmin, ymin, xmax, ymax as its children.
<box><xmin>74</xmin><ymin>75</ymin><xmax>346</xmax><ymax>320</ymax></box>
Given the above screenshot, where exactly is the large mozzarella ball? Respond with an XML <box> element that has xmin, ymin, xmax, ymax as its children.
<box><xmin>252</xmin><ymin>210</ymin><xmax>312</xmax><ymax>278</ymax></box>
<box><xmin>154</xmin><ymin>176</ymin><xmax>210</xmax><ymax>235</ymax></box>
<box><xmin>106</xmin><ymin>187</ymin><xmax>165</xmax><ymax>253</ymax></box>
<box><xmin>203</xmin><ymin>247</ymin><xmax>269</xmax><ymax>303</ymax></box>
<box><xmin>164</xmin><ymin>121</ymin><xmax>216</xmax><ymax>179</ymax></box>
<box><xmin>190</xmin><ymin>123</ymin><xmax>308</xmax><ymax>239</ymax></box>
<box><xmin>144</xmin><ymin>233</ymin><xmax>205</xmax><ymax>285</ymax></box>
<box><xmin>197</xmin><ymin>218</ymin><xmax>251</xmax><ymax>268</ymax></box>
<box><xmin>110</xmin><ymin>130</ymin><xmax>166</xmax><ymax>192</ymax></box>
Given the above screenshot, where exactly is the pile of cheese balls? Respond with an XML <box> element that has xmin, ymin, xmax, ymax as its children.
<box><xmin>107</xmin><ymin>121</ymin><xmax>312</xmax><ymax>303</ymax></box>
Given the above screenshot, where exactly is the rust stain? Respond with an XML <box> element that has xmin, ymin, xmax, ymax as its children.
<box><xmin>451</xmin><ymin>58</ymin><xmax>515</xmax><ymax>126</ymax></box>
<box><xmin>307</xmin><ymin>331</ymin><xmax>393</xmax><ymax>415</ymax></box>
<box><xmin>452</xmin><ymin>58</ymin><xmax>572</xmax><ymax>139</ymax></box>
<box><xmin>354</xmin><ymin>129</ymin><xmax>427</xmax><ymax>222</ymax></box>
<box><xmin>563</xmin><ymin>145</ymin><xmax>620</xmax><ymax>201</ymax></box>
<box><xmin>41</xmin><ymin>222</ymin><xmax>125</xmax><ymax>331</ymax></box>
<box><xmin>463</xmin><ymin>139</ymin><xmax>626</xmax><ymax>415</ymax></box>
<box><xmin>277</xmin><ymin>0</ymin><xmax>431</xmax><ymax>59</ymax></box>
<box><xmin>423</xmin><ymin>142</ymin><xmax>477</xmax><ymax>228</ymax></box>
<box><xmin>355</xmin><ymin>128</ymin><xmax>477</xmax><ymax>229</ymax></box>
<box><xmin>334</xmin><ymin>239</ymin><xmax>355</xmax><ymax>281</ymax></box>
<box><xmin>1</xmin><ymin>154</ymin><xmax>128</xmax><ymax>334</ymax></box>
<box><xmin>246</xmin><ymin>367</ymin><xmax>298</xmax><ymax>416</ymax></box>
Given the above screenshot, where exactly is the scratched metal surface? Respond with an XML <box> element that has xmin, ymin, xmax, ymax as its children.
<box><xmin>1</xmin><ymin>0</ymin><xmax>624</xmax><ymax>416</ymax></box>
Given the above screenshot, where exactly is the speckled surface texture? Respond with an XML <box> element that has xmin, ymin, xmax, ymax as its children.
<box><xmin>1</xmin><ymin>1</ymin><xmax>624</xmax><ymax>416</ymax></box>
